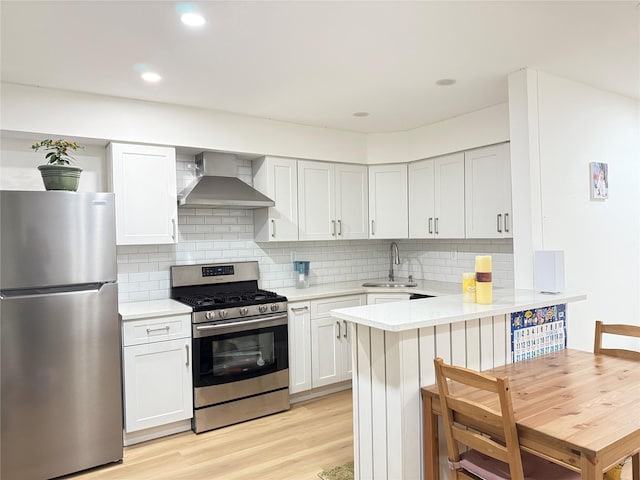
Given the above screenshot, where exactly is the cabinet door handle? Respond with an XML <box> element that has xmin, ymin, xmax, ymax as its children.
<box><xmin>428</xmin><ymin>217</ymin><xmax>433</xmax><ymax>234</ymax></box>
<box><xmin>371</xmin><ymin>219</ymin><xmax>375</xmax><ymax>236</ymax></box>
<box><xmin>338</xmin><ymin>219</ymin><xmax>342</xmax><ymax>236</ymax></box>
<box><xmin>271</xmin><ymin>219</ymin><xmax>276</xmax><ymax>238</ymax></box>
<box><xmin>171</xmin><ymin>218</ymin><xmax>177</xmax><ymax>241</ymax></box>
<box><xmin>332</xmin><ymin>220</ymin><xmax>336</xmax><ymax>237</ymax></box>
<box><xmin>343</xmin><ymin>320</ymin><xmax>347</xmax><ymax>338</ymax></box>
<box><xmin>290</xmin><ymin>306</ymin><xmax>309</xmax><ymax>313</ymax></box>
<box><xmin>185</xmin><ymin>344</ymin><xmax>190</xmax><ymax>367</ymax></box>
<box><xmin>497</xmin><ymin>213</ymin><xmax>502</xmax><ymax>233</ymax></box>
<box><xmin>435</xmin><ymin>218</ymin><xmax>439</xmax><ymax>235</ymax></box>
<box><xmin>504</xmin><ymin>213</ymin><xmax>510</xmax><ymax>232</ymax></box>
<box><xmin>146</xmin><ymin>325</ymin><xmax>170</xmax><ymax>334</ymax></box>
<box><xmin>336</xmin><ymin>321</ymin><xmax>341</xmax><ymax>339</ymax></box>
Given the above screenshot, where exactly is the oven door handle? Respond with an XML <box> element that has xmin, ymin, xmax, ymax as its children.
<box><xmin>193</xmin><ymin>314</ymin><xmax>289</xmax><ymax>337</ymax></box>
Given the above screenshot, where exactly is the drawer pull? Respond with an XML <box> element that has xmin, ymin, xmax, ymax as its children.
<box><xmin>146</xmin><ymin>326</ymin><xmax>170</xmax><ymax>334</ymax></box>
<box><xmin>185</xmin><ymin>344</ymin><xmax>190</xmax><ymax>367</ymax></box>
<box><xmin>291</xmin><ymin>306</ymin><xmax>309</xmax><ymax>313</ymax></box>
<box><xmin>343</xmin><ymin>320</ymin><xmax>348</xmax><ymax>338</ymax></box>
<box><xmin>336</xmin><ymin>321</ymin><xmax>341</xmax><ymax>339</ymax></box>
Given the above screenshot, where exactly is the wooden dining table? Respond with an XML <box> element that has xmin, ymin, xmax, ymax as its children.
<box><xmin>421</xmin><ymin>349</ymin><xmax>640</xmax><ymax>480</ymax></box>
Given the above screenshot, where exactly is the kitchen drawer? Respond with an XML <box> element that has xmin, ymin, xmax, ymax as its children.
<box><xmin>122</xmin><ymin>314</ymin><xmax>191</xmax><ymax>346</ymax></box>
<box><xmin>310</xmin><ymin>294</ymin><xmax>366</xmax><ymax>318</ymax></box>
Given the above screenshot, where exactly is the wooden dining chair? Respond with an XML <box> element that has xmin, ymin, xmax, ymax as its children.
<box><xmin>594</xmin><ymin>321</ymin><xmax>640</xmax><ymax>480</ymax></box>
<box><xmin>594</xmin><ymin>320</ymin><xmax>640</xmax><ymax>360</ymax></box>
<box><xmin>433</xmin><ymin>358</ymin><xmax>580</xmax><ymax>480</ymax></box>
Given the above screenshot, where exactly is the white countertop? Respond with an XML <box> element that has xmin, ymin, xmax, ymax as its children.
<box><xmin>329</xmin><ymin>289</ymin><xmax>586</xmax><ymax>332</ymax></box>
<box><xmin>119</xmin><ymin>298</ymin><xmax>192</xmax><ymax>321</ymax></box>
<box><xmin>276</xmin><ymin>278</ymin><xmax>461</xmax><ymax>302</ymax></box>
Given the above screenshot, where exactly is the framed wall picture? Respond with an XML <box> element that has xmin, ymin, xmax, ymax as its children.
<box><xmin>590</xmin><ymin>162</ymin><xmax>608</xmax><ymax>200</ymax></box>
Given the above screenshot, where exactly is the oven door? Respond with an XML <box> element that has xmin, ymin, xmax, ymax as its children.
<box><xmin>192</xmin><ymin>313</ymin><xmax>288</xmax><ymax>393</ymax></box>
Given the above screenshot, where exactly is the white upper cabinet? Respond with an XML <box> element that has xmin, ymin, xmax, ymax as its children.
<box><xmin>298</xmin><ymin>160</ymin><xmax>368</xmax><ymax>241</ymax></box>
<box><xmin>408</xmin><ymin>159</ymin><xmax>435</xmax><ymax>238</ymax></box>
<box><xmin>298</xmin><ymin>160</ymin><xmax>334</xmax><ymax>240</ymax></box>
<box><xmin>335</xmin><ymin>163</ymin><xmax>369</xmax><ymax>239</ymax></box>
<box><xmin>253</xmin><ymin>156</ymin><xmax>299</xmax><ymax>242</ymax></box>
<box><xmin>465</xmin><ymin>143</ymin><xmax>512</xmax><ymax>238</ymax></box>
<box><xmin>368</xmin><ymin>164</ymin><xmax>408</xmax><ymax>239</ymax></box>
<box><xmin>108</xmin><ymin>143</ymin><xmax>177</xmax><ymax>245</ymax></box>
<box><xmin>409</xmin><ymin>153</ymin><xmax>465</xmax><ymax>239</ymax></box>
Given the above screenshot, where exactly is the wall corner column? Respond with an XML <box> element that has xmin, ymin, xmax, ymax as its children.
<box><xmin>507</xmin><ymin>68</ymin><xmax>544</xmax><ymax>289</ymax></box>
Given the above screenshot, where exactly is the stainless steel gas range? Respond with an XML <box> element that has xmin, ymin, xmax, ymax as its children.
<box><xmin>170</xmin><ymin>261</ymin><xmax>289</xmax><ymax>433</ymax></box>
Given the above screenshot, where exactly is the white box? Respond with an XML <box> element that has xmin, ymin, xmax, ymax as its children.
<box><xmin>534</xmin><ymin>250</ymin><xmax>565</xmax><ymax>293</ymax></box>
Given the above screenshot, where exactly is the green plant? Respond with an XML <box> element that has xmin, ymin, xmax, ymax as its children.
<box><xmin>32</xmin><ymin>139</ymin><xmax>83</xmax><ymax>165</ymax></box>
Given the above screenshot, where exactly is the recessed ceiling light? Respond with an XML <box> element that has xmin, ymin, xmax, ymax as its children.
<box><xmin>141</xmin><ymin>72</ymin><xmax>162</xmax><ymax>82</ymax></box>
<box><xmin>353</xmin><ymin>112</ymin><xmax>370</xmax><ymax>117</ymax></box>
<box><xmin>181</xmin><ymin>13</ymin><xmax>206</xmax><ymax>27</ymax></box>
<box><xmin>436</xmin><ymin>78</ymin><xmax>456</xmax><ymax>86</ymax></box>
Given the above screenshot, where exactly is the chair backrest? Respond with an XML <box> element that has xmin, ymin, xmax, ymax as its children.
<box><xmin>594</xmin><ymin>321</ymin><xmax>640</xmax><ymax>360</ymax></box>
<box><xmin>433</xmin><ymin>357</ymin><xmax>525</xmax><ymax>480</ymax></box>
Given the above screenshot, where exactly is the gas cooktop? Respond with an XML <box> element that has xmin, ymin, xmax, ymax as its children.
<box><xmin>176</xmin><ymin>289</ymin><xmax>286</xmax><ymax>311</ymax></box>
<box><xmin>170</xmin><ymin>262</ymin><xmax>288</xmax><ymax>323</ymax></box>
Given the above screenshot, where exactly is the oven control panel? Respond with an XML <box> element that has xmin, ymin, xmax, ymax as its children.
<box><xmin>202</xmin><ymin>265</ymin><xmax>234</xmax><ymax>277</ymax></box>
<box><xmin>193</xmin><ymin>301</ymin><xmax>288</xmax><ymax>324</ymax></box>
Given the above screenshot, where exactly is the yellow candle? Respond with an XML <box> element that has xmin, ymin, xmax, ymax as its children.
<box><xmin>462</xmin><ymin>272</ymin><xmax>476</xmax><ymax>303</ymax></box>
<box><xmin>475</xmin><ymin>255</ymin><xmax>492</xmax><ymax>273</ymax></box>
<box><xmin>475</xmin><ymin>255</ymin><xmax>493</xmax><ymax>305</ymax></box>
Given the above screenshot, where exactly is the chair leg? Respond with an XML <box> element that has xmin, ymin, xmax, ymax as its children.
<box><xmin>632</xmin><ymin>452</ymin><xmax>639</xmax><ymax>480</ymax></box>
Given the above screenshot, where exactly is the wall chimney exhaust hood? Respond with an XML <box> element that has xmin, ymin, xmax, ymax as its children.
<box><xmin>178</xmin><ymin>152</ymin><xmax>274</xmax><ymax>209</ymax></box>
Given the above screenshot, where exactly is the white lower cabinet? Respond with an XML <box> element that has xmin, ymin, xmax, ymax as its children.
<box><xmin>288</xmin><ymin>301</ymin><xmax>312</xmax><ymax>394</ymax></box>
<box><xmin>121</xmin><ymin>313</ymin><xmax>192</xmax><ymax>445</ymax></box>
<box><xmin>366</xmin><ymin>293</ymin><xmax>411</xmax><ymax>304</ymax></box>
<box><xmin>310</xmin><ymin>295</ymin><xmax>364</xmax><ymax>388</ymax></box>
<box><xmin>288</xmin><ymin>295</ymin><xmax>364</xmax><ymax>397</ymax></box>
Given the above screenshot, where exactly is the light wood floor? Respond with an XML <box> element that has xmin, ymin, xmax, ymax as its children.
<box><xmin>70</xmin><ymin>390</ymin><xmax>353</xmax><ymax>480</ymax></box>
<box><xmin>67</xmin><ymin>387</ymin><xmax>634</xmax><ymax>480</ymax></box>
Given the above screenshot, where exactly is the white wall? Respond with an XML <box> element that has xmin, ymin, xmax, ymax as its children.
<box><xmin>2</xmin><ymin>83</ymin><xmax>508</xmax><ymax>166</ymax></box>
<box><xmin>366</xmin><ymin>103</ymin><xmax>509</xmax><ymax>164</ymax></box>
<box><xmin>1</xmin><ymin>83</ymin><xmax>368</xmax><ymax>163</ymax></box>
<box><xmin>0</xmin><ymin>137</ymin><xmax>108</xmax><ymax>191</ymax></box>
<box><xmin>509</xmin><ymin>69</ymin><xmax>640</xmax><ymax>351</ymax></box>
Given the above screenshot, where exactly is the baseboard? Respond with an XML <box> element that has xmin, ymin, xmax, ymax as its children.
<box><xmin>290</xmin><ymin>381</ymin><xmax>352</xmax><ymax>404</ymax></box>
<box><xmin>123</xmin><ymin>419</ymin><xmax>192</xmax><ymax>446</ymax></box>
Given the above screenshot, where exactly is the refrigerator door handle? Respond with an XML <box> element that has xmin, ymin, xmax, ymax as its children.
<box><xmin>0</xmin><ymin>283</ymin><xmax>106</xmax><ymax>299</ymax></box>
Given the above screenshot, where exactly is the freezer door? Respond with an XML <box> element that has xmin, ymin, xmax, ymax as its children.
<box><xmin>1</xmin><ymin>282</ymin><xmax>123</xmax><ymax>480</ymax></box>
<box><xmin>0</xmin><ymin>191</ymin><xmax>117</xmax><ymax>289</ymax></box>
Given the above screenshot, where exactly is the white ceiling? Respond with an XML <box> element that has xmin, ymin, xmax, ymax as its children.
<box><xmin>1</xmin><ymin>1</ymin><xmax>638</xmax><ymax>134</ymax></box>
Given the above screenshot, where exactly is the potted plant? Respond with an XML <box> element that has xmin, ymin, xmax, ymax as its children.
<box><xmin>32</xmin><ymin>139</ymin><xmax>84</xmax><ymax>191</ymax></box>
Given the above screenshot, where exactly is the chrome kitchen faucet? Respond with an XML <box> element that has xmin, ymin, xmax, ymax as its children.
<box><xmin>389</xmin><ymin>241</ymin><xmax>400</xmax><ymax>281</ymax></box>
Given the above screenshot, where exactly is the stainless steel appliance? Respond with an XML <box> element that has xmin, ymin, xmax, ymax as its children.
<box><xmin>170</xmin><ymin>261</ymin><xmax>289</xmax><ymax>433</ymax></box>
<box><xmin>0</xmin><ymin>191</ymin><xmax>123</xmax><ymax>480</ymax></box>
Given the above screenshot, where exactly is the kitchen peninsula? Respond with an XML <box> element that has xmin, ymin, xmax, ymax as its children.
<box><xmin>330</xmin><ymin>289</ymin><xmax>586</xmax><ymax>480</ymax></box>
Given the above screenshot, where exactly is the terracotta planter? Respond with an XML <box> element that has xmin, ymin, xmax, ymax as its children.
<box><xmin>37</xmin><ymin>164</ymin><xmax>83</xmax><ymax>191</ymax></box>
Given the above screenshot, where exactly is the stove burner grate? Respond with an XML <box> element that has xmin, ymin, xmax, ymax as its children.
<box><xmin>177</xmin><ymin>289</ymin><xmax>284</xmax><ymax>309</ymax></box>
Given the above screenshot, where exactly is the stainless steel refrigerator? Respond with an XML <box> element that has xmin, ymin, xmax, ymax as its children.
<box><xmin>0</xmin><ymin>191</ymin><xmax>123</xmax><ymax>479</ymax></box>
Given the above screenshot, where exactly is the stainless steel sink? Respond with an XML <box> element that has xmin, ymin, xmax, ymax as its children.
<box><xmin>362</xmin><ymin>281</ymin><xmax>417</xmax><ymax>288</ymax></box>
